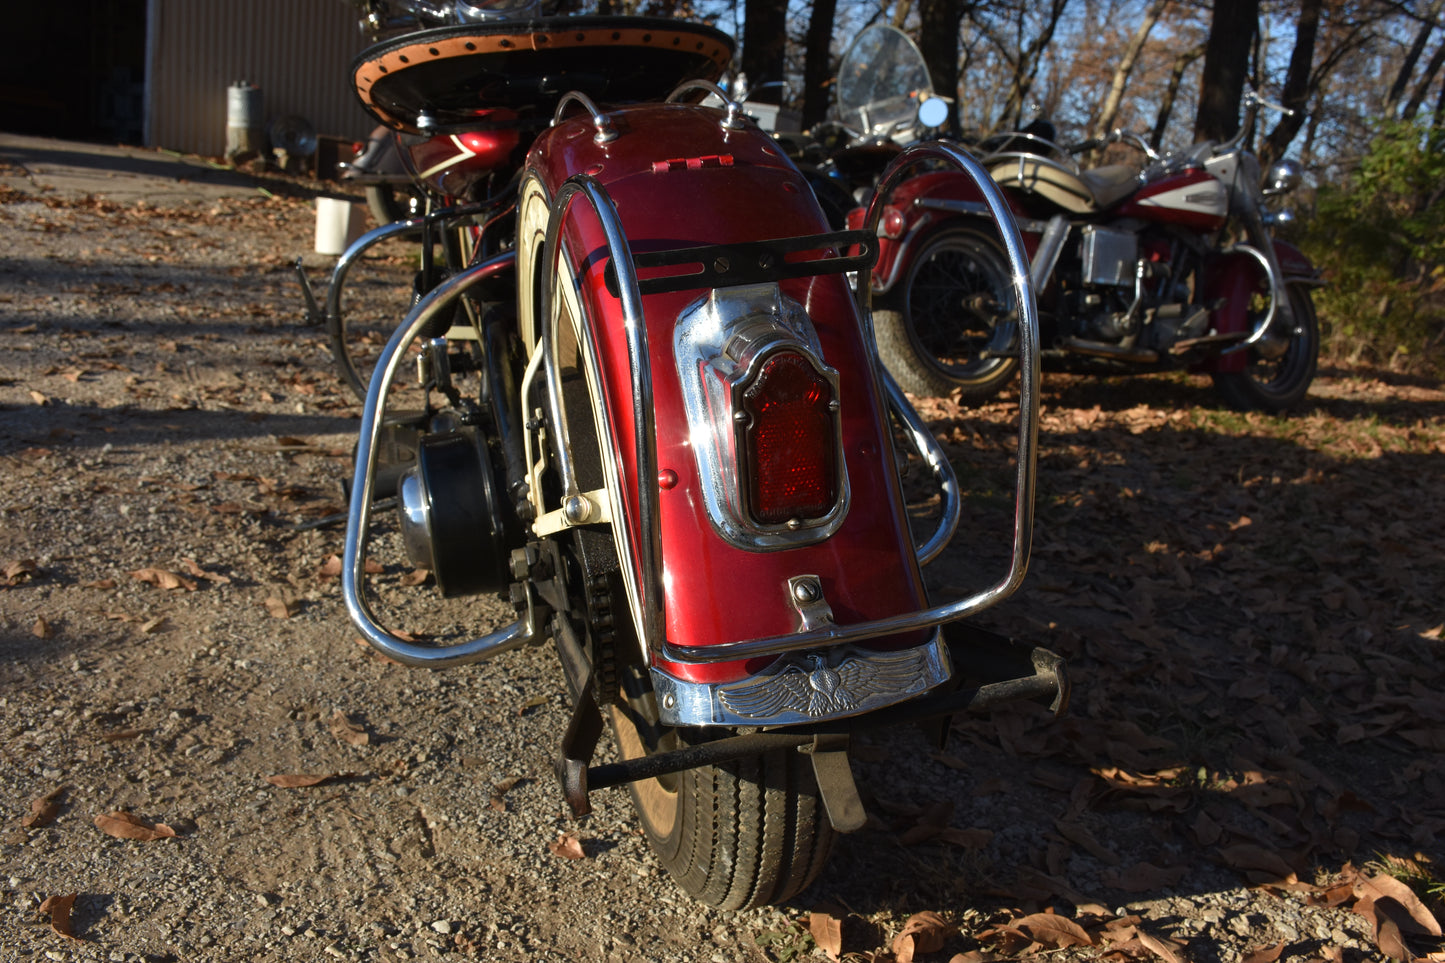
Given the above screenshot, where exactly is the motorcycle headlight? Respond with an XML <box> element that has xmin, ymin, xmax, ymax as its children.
<box><xmin>1263</xmin><ymin>159</ymin><xmax>1302</xmax><ymax>196</ymax></box>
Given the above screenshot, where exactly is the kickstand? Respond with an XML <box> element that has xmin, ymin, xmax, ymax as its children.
<box><xmin>555</xmin><ymin>675</ymin><xmax>603</xmax><ymax>819</ymax></box>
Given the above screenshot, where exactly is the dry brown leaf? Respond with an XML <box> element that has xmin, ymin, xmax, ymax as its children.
<box><xmin>264</xmin><ymin>596</ymin><xmax>297</xmax><ymax>619</ymax></box>
<box><xmin>893</xmin><ymin>911</ymin><xmax>953</xmax><ymax>962</ymax></box>
<box><xmin>949</xmin><ymin>954</ymin><xmax>1005</xmax><ymax>963</ymax></box>
<box><xmin>400</xmin><ymin>568</ymin><xmax>431</xmax><ymax>586</ymax></box>
<box><xmin>548</xmin><ymin>833</ymin><xmax>586</xmax><ymax>860</ymax></box>
<box><xmin>129</xmin><ymin>567</ymin><xmax>197</xmax><ymax>591</ymax></box>
<box><xmin>1103</xmin><ymin>861</ymin><xmax>1187</xmax><ymax>892</ymax></box>
<box><xmin>329</xmin><ymin>711</ymin><xmax>369</xmax><ymax>747</ymax></box>
<box><xmin>1014</xmin><ymin>912</ymin><xmax>1095</xmax><ymax>948</ymax></box>
<box><xmin>2</xmin><ymin>558</ymin><xmax>40</xmax><ymax>580</ymax></box>
<box><xmin>266</xmin><ymin>773</ymin><xmax>350</xmax><ymax>788</ymax></box>
<box><xmin>1376</xmin><ymin>917</ymin><xmax>1412</xmax><ymax>962</ymax></box>
<box><xmin>100</xmin><ymin>728</ymin><xmax>145</xmax><ymax>743</ymax></box>
<box><xmin>93</xmin><ymin>811</ymin><xmax>177</xmax><ymax>841</ymax></box>
<box><xmin>24</xmin><ymin>785</ymin><xmax>66</xmax><ymax>828</ymax></box>
<box><xmin>810</xmin><ymin>910</ymin><xmax>845</xmax><ymax>961</ymax></box>
<box><xmin>1356</xmin><ymin>872</ymin><xmax>1442</xmax><ymax>936</ymax></box>
<box><xmin>83</xmin><ymin>578</ymin><xmax>117</xmax><ymax>590</ymax></box>
<box><xmin>1242</xmin><ymin>941</ymin><xmax>1286</xmax><ymax>963</ymax></box>
<box><xmin>32</xmin><ymin>616</ymin><xmax>52</xmax><ymax>639</ymax></box>
<box><xmin>180</xmin><ymin>557</ymin><xmax>231</xmax><ymax>584</ymax></box>
<box><xmin>317</xmin><ymin>554</ymin><xmax>343</xmax><ymax>579</ymax></box>
<box><xmin>39</xmin><ymin>893</ymin><xmax>78</xmax><ymax>939</ymax></box>
<box><xmin>1137</xmin><ymin>930</ymin><xmax>1187</xmax><ymax>963</ymax></box>
<box><xmin>1218</xmin><ymin>843</ymin><xmax>1295</xmax><ymax>880</ymax></box>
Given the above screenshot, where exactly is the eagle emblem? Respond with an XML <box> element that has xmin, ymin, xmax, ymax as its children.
<box><xmin>717</xmin><ymin>648</ymin><xmax>932</xmax><ymax>722</ymax></box>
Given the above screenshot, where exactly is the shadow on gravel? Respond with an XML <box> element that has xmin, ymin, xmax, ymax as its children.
<box><xmin>0</xmin><ymin>401</ymin><xmax>354</xmax><ymax>453</ymax></box>
<box><xmin>799</xmin><ymin>381</ymin><xmax>1445</xmax><ymax>950</ymax></box>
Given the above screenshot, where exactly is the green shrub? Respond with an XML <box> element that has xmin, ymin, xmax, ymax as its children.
<box><xmin>1297</xmin><ymin>119</ymin><xmax>1445</xmax><ymax>373</ymax></box>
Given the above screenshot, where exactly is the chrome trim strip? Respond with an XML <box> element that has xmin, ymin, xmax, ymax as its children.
<box><xmin>651</xmin><ymin>631</ymin><xmax>951</xmax><ymax>727</ymax></box>
<box><xmin>913</xmin><ymin>196</ymin><xmax>1052</xmax><ymax>235</ymax></box>
<box><xmin>342</xmin><ymin>254</ymin><xmax>535</xmax><ymax>668</ymax></box>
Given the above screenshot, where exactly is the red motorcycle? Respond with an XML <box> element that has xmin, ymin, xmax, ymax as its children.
<box><xmin>300</xmin><ymin>11</ymin><xmax>1068</xmax><ymax>910</ymax></box>
<box><xmin>851</xmin><ymin>32</ymin><xmax>1321</xmax><ymax>412</ymax></box>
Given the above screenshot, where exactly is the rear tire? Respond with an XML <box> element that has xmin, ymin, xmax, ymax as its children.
<box><xmin>609</xmin><ymin>669</ymin><xmax>836</xmax><ymax>911</ymax></box>
<box><xmin>1211</xmin><ymin>283</ymin><xmax>1318</xmax><ymax>412</ymax></box>
<box><xmin>874</xmin><ymin>228</ymin><xmax>1018</xmax><ymax>401</ymax></box>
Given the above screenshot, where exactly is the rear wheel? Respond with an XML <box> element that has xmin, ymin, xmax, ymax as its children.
<box><xmin>1211</xmin><ymin>282</ymin><xmax>1318</xmax><ymax>412</ymax></box>
<box><xmin>537</xmin><ymin>238</ymin><xmax>836</xmax><ymax>909</ymax></box>
<box><xmin>609</xmin><ymin>667</ymin><xmax>836</xmax><ymax>911</ymax></box>
<box><xmin>874</xmin><ymin>228</ymin><xmax>1018</xmax><ymax>401</ymax></box>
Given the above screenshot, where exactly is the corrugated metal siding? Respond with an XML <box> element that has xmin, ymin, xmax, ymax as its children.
<box><xmin>145</xmin><ymin>0</ymin><xmax>374</xmax><ymax>156</ymax></box>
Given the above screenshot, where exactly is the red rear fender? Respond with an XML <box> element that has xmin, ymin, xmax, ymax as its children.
<box><xmin>520</xmin><ymin>103</ymin><xmax>928</xmax><ymax>684</ymax></box>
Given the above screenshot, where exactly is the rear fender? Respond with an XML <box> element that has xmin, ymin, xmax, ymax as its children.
<box><xmin>518</xmin><ymin>103</ymin><xmax>929</xmax><ymax>687</ymax></box>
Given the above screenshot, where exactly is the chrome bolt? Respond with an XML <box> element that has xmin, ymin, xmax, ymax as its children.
<box><xmin>563</xmin><ymin>495</ymin><xmax>592</xmax><ymax>524</ymax></box>
<box><xmin>792</xmin><ymin>578</ymin><xmax>820</xmax><ymax>603</ymax></box>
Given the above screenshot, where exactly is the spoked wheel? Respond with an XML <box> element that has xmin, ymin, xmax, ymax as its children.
<box><xmin>874</xmin><ymin>228</ymin><xmax>1018</xmax><ymax>401</ymax></box>
<box><xmin>609</xmin><ymin>666</ymin><xmax>837</xmax><ymax>911</ymax></box>
<box><xmin>1211</xmin><ymin>282</ymin><xmax>1319</xmax><ymax>412</ymax></box>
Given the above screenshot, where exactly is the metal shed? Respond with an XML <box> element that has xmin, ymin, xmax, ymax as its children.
<box><xmin>145</xmin><ymin>0</ymin><xmax>374</xmax><ymax>157</ymax></box>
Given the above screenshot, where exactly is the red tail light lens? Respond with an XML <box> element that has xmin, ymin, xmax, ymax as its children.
<box><xmin>739</xmin><ymin>351</ymin><xmax>839</xmax><ymax>526</ymax></box>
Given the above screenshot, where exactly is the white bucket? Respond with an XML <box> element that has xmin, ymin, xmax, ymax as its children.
<box><xmin>314</xmin><ymin>197</ymin><xmax>364</xmax><ymax>255</ymax></box>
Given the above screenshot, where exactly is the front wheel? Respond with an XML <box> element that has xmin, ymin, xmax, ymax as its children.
<box><xmin>610</xmin><ymin>668</ymin><xmax>836</xmax><ymax>911</ymax></box>
<box><xmin>1211</xmin><ymin>282</ymin><xmax>1319</xmax><ymax>412</ymax></box>
<box><xmin>874</xmin><ymin>228</ymin><xmax>1018</xmax><ymax>401</ymax></box>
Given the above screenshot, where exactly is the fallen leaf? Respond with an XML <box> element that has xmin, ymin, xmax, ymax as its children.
<box><xmin>100</xmin><ymin>728</ymin><xmax>145</xmax><ymax>743</ymax></box>
<box><xmin>329</xmin><ymin>711</ymin><xmax>369</xmax><ymax>747</ymax></box>
<box><xmin>519</xmin><ymin>694</ymin><xmax>548</xmax><ymax>715</ymax></box>
<box><xmin>548</xmin><ymin>833</ymin><xmax>586</xmax><ymax>860</ymax></box>
<box><xmin>1137</xmin><ymin>930</ymin><xmax>1187</xmax><ymax>963</ymax></box>
<box><xmin>1242</xmin><ymin>941</ymin><xmax>1285</xmax><ymax>963</ymax></box>
<box><xmin>810</xmin><ymin>910</ymin><xmax>845</xmax><ymax>961</ymax></box>
<box><xmin>24</xmin><ymin>786</ymin><xmax>66</xmax><ymax>828</ymax></box>
<box><xmin>180</xmin><ymin>557</ymin><xmax>231</xmax><ymax>584</ymax></box>
<box><xmin>400</xmin><ymin>568</ymin><xmax>431</xmax><ymax>586</ymax></box>
<box><xmin>93</xmin><ymin>811</ymin><xmax>177</xmax><ymax>841</ymax></box>
<box><xmin>264</xmin><ymin>596</ymin><xmax>297</xmax><ymax>619</ymax></box>
<box><xmin>317</xmin><ymin>555</ymin><xmax>343</xmax><ymax>579</ymax></box>
<box><xmin>1103</xmin><ymin>861</ymin><xmax>1187</xmax><ymax>892</ymax></box>
<box><xmin>1014</xmin><ymin>912</ymin><xmax>1094</xmax><ymax>948</ymax></box>
<box><xmin>32</xmin><ymin>616</ymin><xmax>52</xmax><ymax>639</ymax></box>
<box><xmin>1375</xmin><ymin>917</ymin><xmax>1411</xmax><ymax>962</ymax></box>
<box><xmin>893</xmin><ymin>911</ymin><xmax>953</xmax><ymax>962</ymax></box>
<box><xmin>489</xmin><ymin>776</ymin><xmax>523</xmax><ymax>812</ymax></box>
<box><xmin>82</xmin><ymin>578</ymin><xmax>117</xmax><ymax>589</ymax></box>
<box><xmin>129</xmin><ymin>567</ymin><xmax>197</xmax><ymax>591</ymax></box>
<box><xmin>1218</xmin><ymin>843</ymin><xmax>1295</xmax><ymax>880</ymax></box>
<box><xmin>1356</xmin><ymin>872</ymin><xmax>1442</xmax><ymax>936</ymax></box>
<box><xmin>38</xmin><ymin>893</ymin><xmax>78</xmax><ymax>939</ymax></box>
<box><xmin>2</xmin><ymin>558</ymin><xmax>39</xmax><ymax>583</ymax></box>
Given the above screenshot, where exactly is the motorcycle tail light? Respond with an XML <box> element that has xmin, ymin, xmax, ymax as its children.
<box><xmin>739</xmin><ymin>351</ymin><xmax>839</xmax><ymax>525</ymax></box>
<box><xmin>880</xmin><ymin>205</ymin><xmax>907</xmax><ymax>239</ymax></box>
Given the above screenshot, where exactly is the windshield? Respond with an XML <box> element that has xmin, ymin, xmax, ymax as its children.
<box><xmin>835</xmin><ymin>25</ymin><xmax>932</xmax><ymax>137</ymax></box>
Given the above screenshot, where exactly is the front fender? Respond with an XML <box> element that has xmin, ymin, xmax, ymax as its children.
<box><xmin>1198</xmin><ymin>239</ymin><xmax>1316</xmax><ymax>374</ymax></box>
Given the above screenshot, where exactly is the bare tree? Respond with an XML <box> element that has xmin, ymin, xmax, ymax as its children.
<box><xmin>1260</xmin><ymin>0</ymin><xmax>1323</xmax><ymax>165</ymax></box>
<box><xmin>1151</xmin><ymin>43</ymin><xmax>1204</xmax><ymax>148</ymax></box>
<box><xmin>741</xmin><ymin>0</ymin><xmax>789</xmax><ymax>102</ymax></box>
<box><xmin>1194</xmin><ymin>0</ymin><xmax>1261</xmax><ymax>141</ymax></box>
<box><xmin>1089</xmin><ymin>0</ymin><xmax>1171</xmax><ymax>145</ymax></box>
<box><xmin>1384</xmin><ymin>0</ymin><xmax>1445</xmax><ymax>115</ymax></box>
<box><xmin>801</xmin><ymin>0</ymin><xmax>839</xmax><ymax>128</ymax></box>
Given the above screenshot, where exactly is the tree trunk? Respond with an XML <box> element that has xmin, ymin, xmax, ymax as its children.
<box><xmin>918</xmin><ymin>0</ymin><xmax>968</xmax><ymax>134</ymax></box>
<box><xmin>801</xmin><ymin>0</ymin><xmax>839</xmax><ymax>129</ymax></box>
<box><xmin>1194</xmin><ymin>0</ymin><xmax>1260</xmax><ymax>142</ymax></box>
<box><xmin>1260</xmin><ymin>0</ymin><xmax>1322</xmax><ymax>165</ymax></box>
<box><xmin>1403</xmin><ymin>37</ymin><xmax>1445</xmax><ymax>121</ymax></box>
<box><xmin>741</xmin><ymin>0</ymin><xmax>789</xmax><ymax>103</ymax></box>
<box><xmin>1151</xmin><ymin>43</ymin><xmax>1204</xmax><ymax>149</ymax></box>
<box><xmin>1090</xmin><ymin>0</ymin><xmax>1170</xmax><ymax>150</ymax></box>
<box><xmin>1385</xmin><ymin>0</ymin><xmax>1445</xmax><ymax>116</ymax></box>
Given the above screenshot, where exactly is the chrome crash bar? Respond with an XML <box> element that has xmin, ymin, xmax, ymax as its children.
<box><xmin>341</xmin><ymin>252</ymin><xmax>537</xmax><ymax>668</ymax></box>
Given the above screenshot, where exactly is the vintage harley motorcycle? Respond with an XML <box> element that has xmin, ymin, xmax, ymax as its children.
<box><xmin>852</xmin><ymin>30</ymin><xmax>1321</xmax><ymax>412</ymax></box>
<box><xmin>298</xmin><ymin>10</ymin><xmax>1068</xmax><ymax>910</ymax></box>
